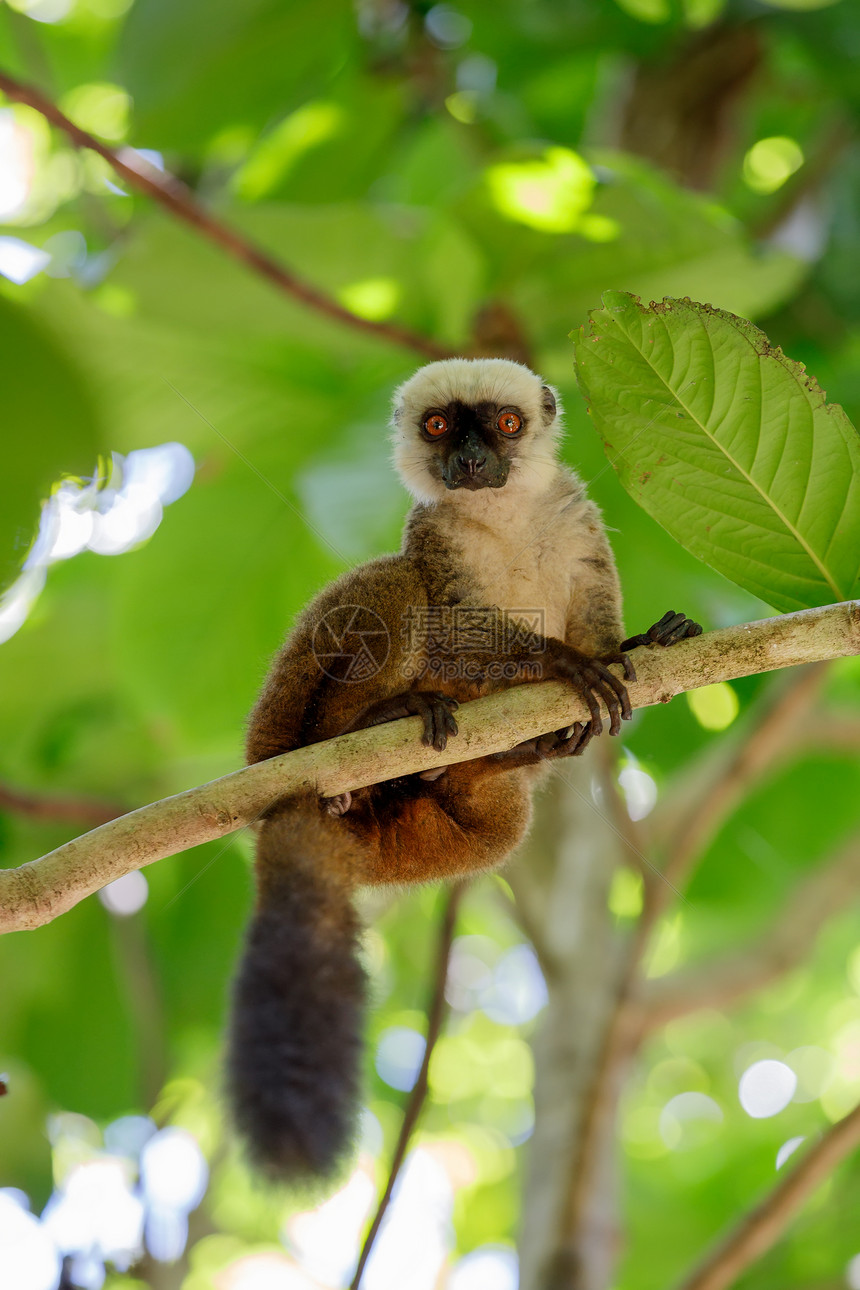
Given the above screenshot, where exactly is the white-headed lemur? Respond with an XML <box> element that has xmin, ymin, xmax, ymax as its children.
<box><xmin>227</xmin><ymin>358</ymin><xmax>700</xmax><ymax>1181</ymax></box>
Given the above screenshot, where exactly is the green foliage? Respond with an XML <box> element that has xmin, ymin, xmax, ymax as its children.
<box><xmin>575</xmin><ymin>292</ymin><xmax>860</xmax><ymax>612</ymax></box>
<box><xmin>1</xmin><ymin>0</ymin><xmax>860</xmax><ymax>1286</ymax></box>
<box><xmin>0</xmin><ymin>296</ymin><xmax>104</xmax><ymax>591</ymax></box>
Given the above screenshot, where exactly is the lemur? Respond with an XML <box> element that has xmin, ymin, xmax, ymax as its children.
<box><xmin>227</xmin><ymin>358</ymin><xmax>700</xmax><ymax>1181</ymax></box>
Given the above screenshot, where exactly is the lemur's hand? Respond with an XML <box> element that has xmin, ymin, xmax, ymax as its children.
<box><xmin>346</xmin><ymin>690</ymin><xmax>459</xmax><ymax>752</ymax></box>
<box><xmin>620</xmin><ymin>610</ymin><xmax>702</xmax><ymax>652</ymax></box>
<box><xmin>546</xmin><ymin>646</ymin><xmax>634</xmax><ymax>737</ymax></box>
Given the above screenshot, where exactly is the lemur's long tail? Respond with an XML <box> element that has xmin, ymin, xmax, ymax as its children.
<box><xmin>226</xmin><ymin>799</ymin><xmax>366</xmax><ymax>1180</ymax></box>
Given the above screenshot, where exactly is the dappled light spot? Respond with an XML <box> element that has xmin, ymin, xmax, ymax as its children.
<box><xmin>609</xmin><ymin>867</ymin><xmax>644</xmax><ymax>919</ymax></box>
<box><xmin>645</xmin><ymin>913</ymin><xmax>684</xmax><ymax>978</ymax></box>
<box><xmin>145</xmin><ymin>1206</ymin><xmax>188</xmax><ymax>1264</ymax></box>
<box><xmin>614</xmin><ymin>0</ymin><xmax>670</xmax><ymax>22</ymax></box>
<box><xmin>338</xmin><ymin>277</ymin><xmax>401</xmax><ymax>321</ymax></box>
<box><xmin>5</xmin><ymin>0</ymin><xmax>73</xmax><ymax>22</ymax></box>
<box><xmin>141</xmin><ymin>1127</ymin><xmax>208</xmax><ymax>1214</ymax></box>
<box><xmin>786</xmin><ymin>1045</ymin><xmax>835</xmax><ymax>1103</ymax></box>
<box><xmin>659</xmin><ymin>1092</ymin><xmax>723</xmax><ymax>1150</ymax></box>
<box><xmin>622</xmin><ymin>1104</ymin><xmax>668</xmax><ymax>1160</ymax></box>
<box><xmin>0</xmin><ymin>1192</ymin><xmax>61</xmax><ymax>1290</ymax></box>
<box><xmin>445</xmin><ymin>92</ymin><xmax>479</xmax><ymax>125</ymax></box>
<box><xmin>686</xmin><ymin>681</ymin><xmax>739</xmax><ymax>731</ymax></box>
<box><xmin>99</xmin><ymin>870</ymin><xmax>148</xmax><ymax>917</ymax></box>
<box><xmin>221</xmin><ymin>1252</ymin><xmax>317</xmax><ymax>1289</ymax></box>
<box><xmin>59</xmin><ymin>83</ymin><xmax>131</xmax><ymax>143</ymax></box>
<box><xmin>476</xmin><ymin>1094</ymin><xmax>534</xmax><ymax>1145</ymax></box>
<box><xmin>41</xmin><ymin>1157</ymin><xmax>144</xmax><ymax>1271</ymax></box>
<box><xmin>0</xmin><ymin>442</ymin><xmax>195</xmax><ymax>646</ymax></box>
<box><xmin>375</xmin><ymin>1025</ymin><xmax>426</xmax><ymax>1091</ymax></box>
<box><xmin>449</xmin><ymin>1245</ymin><xmax>518</xmax><ymax>1290</ymax></box>
<box><xmin>445</xmin><ymin>933</ymin><xmax>495</xmax><ymax>1012</ymax></box>
<box><xmin>233</xmin><ymin>102</ymin><xmax>344</xmax><ymax>200</ymax></box>
<box><xmin>776</xmin><ymin>1135</ymin><xmax>805</xmax><ymax>1169</ymax></box>
<box><xmin>87</xmin><ymin>487</ymin><xmax>163</xmax><ymax>555</ymax></box>
<box><xmin>743</xmin><ymin>136</ymin><xmax>804</xmax><ymax>195</ymax></box>
<box><xmin>0</xmin><ymin>236</ymin><xmax>51</xmax><ymax>284</ymax></box>
<box><xmin>358</xmin><ymin>1107</ymin><xmax>384</xmax><ymax>1157</ymax></box>
<box><xmin>425</xmin><ymin>5</ymin><xmax>472</xmax><ymax>48</ymax></box>
<box><xmin>284</xmin><ymin>1165</ymin><xmax>375</xmax><ymax>1287</ymax></box>
<box><xmin>485</xmin><ymin>148</ymin><xmax>596</xmax><ymax>234</ymax></box>
<box><xmin>361</xmin><ymin>1148</ymin><xmax>453</xmax><ymax>1289</ymax></box>
<box><xmin>103</xmin><ymin>1115</ymin><xmax>157</xmax><ymax>1160</ymax></box>
<box><xmin>0</xmin><ymin>567</ymin><xmax>47</xmax><ymax>646</ymax></box>
<box><xmin>457</xmin><ymin>54</ymin><xmax>497</xmax><ymax>94</ymax></box>
<box><xmin>618</xmin><ymin>762</ymin><xmax>658</xmax><ymax>821</ymax></box>
<box><xmin>0</xmin><ymin>112</ymin><xmax>33</xmax><ymax>219</ymax></box>
<box><xmin>479</xmin><ymin>944</ymin><xmax>547</xmax><ymax>1025</ymax></box>
<box><xmin>43</xmin><ymin>229</ymin><xmax>88</xmax><ymax>279</ymax></box>
<box><xmin>738</xmin><ymin>1059</ymin><xmax>796</xmax><ymax>1118</ymax></box>
<box><xmin>429</xmin><ymin>1027</ymin><xmax>533</xmax><ymax>1104</ymax></box>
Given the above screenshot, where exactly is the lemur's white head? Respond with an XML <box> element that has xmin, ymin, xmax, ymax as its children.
<box><xmin>390</xmin><ymin>358</ymin><xmax>564</xmax><ymax>505</ymax></box>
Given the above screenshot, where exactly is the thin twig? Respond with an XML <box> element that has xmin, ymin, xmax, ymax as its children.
<box><xmin>0</xmin><ymin>780</ymin><xmax>123</xmax><ymax>827</ymax></box>
<box><xmin>674</xmin><ymin>1102</ymin><xmax>860</xmax><ymax>1290</ymax></box>
<box><xmin>1</xmin><ymin>600</ymin><xmax>858</xmax><ymax>936</ymax></box>
<box><xmin>641</xmin><ymin>829</ymin><xmax>860</xmax><ymax>1031</ymax></box>
<box><xmin>0</xmin><ymin>68</ymin><xmax>451</xmax><ymax>362</ymax></box>
<box><xmin>351</xmin><ymin>883</ymin><xmax>464</xmax><ymax>1290</ymax></box>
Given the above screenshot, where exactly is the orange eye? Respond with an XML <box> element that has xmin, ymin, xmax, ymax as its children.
<box><xmin>497</xmin><ymin>410</ymin><xmax>522</xmax><ymax>435</ymax></box>
<box><xmin>424</xmin><ymin>413</ymin><xmax>448</xmax><ymax>436</ymax></box>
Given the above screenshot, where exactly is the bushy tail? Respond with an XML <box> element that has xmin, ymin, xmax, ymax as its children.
<box><xmin>226</xmin><ymin>800</ymin><xmax>366</xmax><ymax>1181</ymax></box>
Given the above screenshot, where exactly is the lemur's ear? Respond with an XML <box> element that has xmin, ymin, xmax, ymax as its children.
<box><xmin>540</xmin><ymin>385</ymin><xmax>557</xmax><ymax>422</ymax></box>
<box><xmin>392</xmin><ymin>404</ymin><xmax>402</xmax><ymax>423</ymax></box>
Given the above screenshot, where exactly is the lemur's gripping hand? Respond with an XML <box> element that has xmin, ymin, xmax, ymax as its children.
<box><xmin>343</xmin><ymin>691</ymin><xmax>459</xmax><ymax>751</ymax></box>
<box><xmin>325</xmin><ymin>691</ymin><xmax>459</xmax><ymax>815</ymax></box>
<box><xmin>546</xmin><ymin>646</ymin><xmax>635</xmax><ymax>737</ymax></box>
<box><xmin>620</xmin><ymin>609</ymin><xmax>702</xmax><ymax>652</ymax></box>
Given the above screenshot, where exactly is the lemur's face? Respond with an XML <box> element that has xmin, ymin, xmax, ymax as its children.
<box><xmin>391</xmin><ymin>358</ymin><xmax>562</xmax><ymax>505</ymax></box>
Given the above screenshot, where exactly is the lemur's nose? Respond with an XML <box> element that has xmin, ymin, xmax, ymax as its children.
<box><xmin>456</xmin><ymin>453</ymin><xmax>486</xmax><ymax>476</ymax></box>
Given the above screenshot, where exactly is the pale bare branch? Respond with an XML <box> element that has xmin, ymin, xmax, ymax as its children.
<box><xmin>674</xmin><ymin>1102</ymin><xmax>860</xmax><ymax>1290</ymax></box>
<box><xmin>1</xmin><ymin>600</ymin><xmax>857</xmax><ymax>936</ymax></box>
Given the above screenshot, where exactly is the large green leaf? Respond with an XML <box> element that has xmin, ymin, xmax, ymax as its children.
<box><xmin>573</xmin><ymin>292</ymin><xmax>860</xmax><ymax>613</ymax></box>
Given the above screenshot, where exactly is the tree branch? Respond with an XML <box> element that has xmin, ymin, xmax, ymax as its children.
<box><xmin>350</xmin><ymin>883</ymin><xmax>464</xmax><ymax>1290</ymax></box>
<box><xmin>0</xmin><ymin>780</ymin><xmax>124</xmax><ymax>827</ymax></box>
<box><xmin>1</xmin><ymin>600</ymin><xmax>857</xmax><ymax>936</ymax></box>
<box><xmin>674</xmin><ymin>1102</ymin><xmax>860</xmax><ymax>1290</ymax></box>
<box><xmin>0</xmin><ymin>69</ymin><xmax>451</xmax><ymax>362</ymax></box>
<box><xmin>641</xmin><ymin>830</ymin><xmax>860</xmax><ymax>1031</ymax></box>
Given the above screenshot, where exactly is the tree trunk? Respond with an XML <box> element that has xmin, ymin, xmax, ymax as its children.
<box><xmin>511</xmin><ymin>762</ymin><xmax>629</xmax><ymax>1290</ymax></box>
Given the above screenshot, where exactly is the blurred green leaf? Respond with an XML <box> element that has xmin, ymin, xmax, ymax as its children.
<box><xmin>115</xmin><ymin>0</ymin><xmax>356</xmax><ymax>150</ymax></box>
<box><xmin>0</xmin><ymin>295</ymin><xmax>103</xmax><ymax>592</ymax></box>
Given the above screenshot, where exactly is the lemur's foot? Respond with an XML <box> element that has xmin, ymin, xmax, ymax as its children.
<box><xmin>548</xmin><ymin>647</ymin><xmax>634</xmax><ymax>738</ymax></box>
<box><xmin>536</xmin><ymin>721</ymin><xmax>595</xmax><ymax>759</ymax></box>
<box><xmin>490</xmin><ymin>720</ymin><xmax>595</xmax><ymax>768</ymax></box>
<box><xmin>620</xmin><ymin>610</ymin><xmax>702</xmax><ymax>652</ymax></box>
<box><xmin>323</xmin><ymin>791</ymin><xmax>352</xmax><ymax>817</ymax></box>
<box><xmin>348</xmin><ymin>690</ymin><xmax>459</xmax><ymax>752</ymax></box>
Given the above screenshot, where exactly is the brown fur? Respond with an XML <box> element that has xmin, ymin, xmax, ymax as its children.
<box><xmin>229</xmin><ymin>359</ymin><xmax>632</xmax><ymax>1180</ymax></box>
